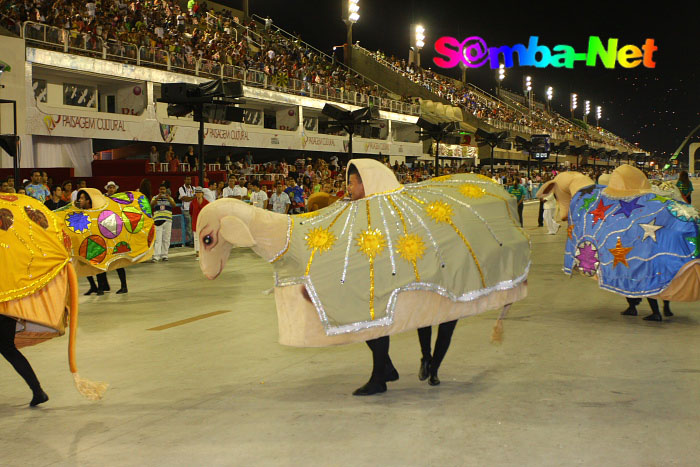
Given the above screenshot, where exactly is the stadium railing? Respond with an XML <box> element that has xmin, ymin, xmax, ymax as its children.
<box><xmin>20</xmin><ymin>21</ymin><xmax>421</xmax><ymax>117</ymax></box>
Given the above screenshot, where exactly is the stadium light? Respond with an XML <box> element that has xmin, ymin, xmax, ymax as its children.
<box><xmin>415</xmin><ymin>25</ymin><xmax>425</xmax><ymax>49</ymax></box>
<box><xmin>546</xmin><ymin>86</ymin><xmax>553</xmax><ymax>112</ymax></box>
<box><xmin>348</xmin><ymin>0</ymin><xmax>360</xmax><ymax>23</ymax></box>
<box><xmin>411</xmin><ymin>24</ymin><xmax>425</xmax><ymax>67</ymax></box>
<box><xmin>596</xmin><ymin>105</ymin><xmax>602</xmax><ymax>127</ymax></box>
<box><xmin>342</xmin><ymin>0</ymin><xmax>360</xmax><ymax>67</ymax></box>
<box><xmin>494</xmin><ymin>63</ymin><xmax>505</xmax><ymax>95</ymax></box>
<box><xmin>524</xmin><ymin>76</ymin><xmax>532</xmax><ymax>110</ymax></box>
<box><xmin>570</xmin><ymin>93</ymin><xmax>577</xmax><ymax>118</ymax></box>
<box><xmin>584</xmin><ymin>100</ymin><xmax>591</xmax><ymax>123</ymax></box>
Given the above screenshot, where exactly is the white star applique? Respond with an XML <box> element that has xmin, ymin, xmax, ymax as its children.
<box><xmin>639</xmin><ymin>218</ymin><xmax>663</xmax><ymax>242</ymax></box>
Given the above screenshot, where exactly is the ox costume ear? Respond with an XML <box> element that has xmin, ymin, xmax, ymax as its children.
<box><xmin>220</xmin><ymin>216</ymin><xmax>257</xmax><ymax>247</ymax></box>
<box><xmin>537</xmin><ymin>180</ymin><xmax>556</xmax><ymax>198</ymax></box>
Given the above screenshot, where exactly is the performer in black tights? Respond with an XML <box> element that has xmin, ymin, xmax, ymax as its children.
<box><xmin>0</xmin><ymin>315</ymin><xmax>48</xmax><ymax>406</ymax></box>
<box><xmin>622</xmin><ymin>297</ymin><xmax>672</xmax><ymax>321</ymax></box>
<box><xmin>417</xmin><ymin>320</ymin><xmax>457</xmax><ymax>386</ymax></box>
<box><xmin>347</xmin><ymin>164</ymin><xmax>399</xmax><ymax>396</ymax></box>
<box><xmin>85</xmin><ymin>269</ymin><xmax>128</xmax><ymax>295</ymax></box>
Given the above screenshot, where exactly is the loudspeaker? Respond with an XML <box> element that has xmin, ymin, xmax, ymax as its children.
<box><xmin>223</xmin><ymin>81</ymin><xmax>244</xmax><ymax>98</ymax></box>
<box><xmin>0</xmin><ymin>135</ymin><xmax>19</xmax><ymax>158</ymax></box>
<box><xmin>161</xmin><ymin>83</ymin><xmax>190</xmax><ymax>103</ymax></box>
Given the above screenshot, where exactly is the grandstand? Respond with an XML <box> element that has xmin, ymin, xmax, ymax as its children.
<box><xmin>0</xmin><ymin>0</ymin><xmax>646</xmax><ymax>187</ymax></box>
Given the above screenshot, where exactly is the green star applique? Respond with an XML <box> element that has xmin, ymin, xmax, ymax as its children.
<box><xmin>579</xmin><ymin>195</ymin><xmax>598</xmax><ymax>212</ymax></box>
<box><xmin>686</xmin><ymin>230</ymin><xmax>700</xmax><ymax>257</ymax></box>
<box><xmin>650</xmin><ymin>194</ymin><xmax>671</xmax><ymax>204</ymax></box>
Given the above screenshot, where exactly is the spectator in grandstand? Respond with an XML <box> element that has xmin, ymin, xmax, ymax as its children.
<box><xmin>190</xmin><ymin>187</ymin><xmax>209</xmax><ymax>259</ymax></box>
<box><xmin>284</xmin><ymin>178</ymin><xmax>304</xmax><ymax>213</ymax></box>
<box><xmin>178</xmin><ymin>176</ymin><xmax>195</xmax><ymax>246</ymax></box>
<box><xmin>249</xmin><ymin>180</ymin><xmax>268</xmax><ymax>209</ymax></box>
<box><xmin>184</xmin><ymin>146</ymin><xmax>197</xmax><ymax>170</ymax></box>
<box><xmin>222</xmin><ymin>176</ymin><xmax>241</xmax><ymax>200</ymax></box>
<box><xmin>6</xmin><ymin>176</ymin><xmax>15</xmax><ymax>192</ymax></box>
<box><xmin>41</xmin><ymin>171</ymin><xmax>49</xmax><ymax>189</ymax></box>
<box><xmin>149</xmin><ymin>146</ymin><xmax>160</xmax><ymax>164</ymax></box>
<box><xmin>105</xmin><ymin>181</ymin><xmax>118</xmax><ymax>197</ymax></box>
<box><xmin>245</xmin><ymin>150</ymin><xmax>253</xmax><ymax>166</ymax></box>
<box><xmin>44</xmin><ymin>185</ymin><xmax>67</xmax><ymax>210</ymax></box>
<box><xmin>150</xmin><ymin>183</ymin><xmax>176</xmax><ymax>262</ymax></box>
<box><xmin>61</xmin><ymin>181</ymin><xmax>72</xmax><ymax>202</ymax></box>
<box><xmin>25</xmin><ymin>170</ymin><xmax>50</xmax><ymax>203</ymax></box>
<box><xmin>0</xmin><ymin>181</ymin><xmax>8</xmax><ymax>193</ymax></box>
<box><xmin>269</xmin><ymin>182</ymin><xmax>290</xmax><ymax>214</ymax></box>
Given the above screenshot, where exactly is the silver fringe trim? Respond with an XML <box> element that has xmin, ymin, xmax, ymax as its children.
<box><xmin>274</xmin><ymin>262</ymin><xmax>531</xmax><ymax>336</ymax></box>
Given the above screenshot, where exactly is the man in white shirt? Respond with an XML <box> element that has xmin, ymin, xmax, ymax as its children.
<box><xmin>269</xmin><ymin>183</ymin><xmax>290</xmax><ymax>214</ymax></box>
<box><xmin>178</xmin><ymin>176</ymin><xmax>195</xmax><ymax>246</ymax></box>
<box><xmin>234</xmin><ymin>177</ymin><xmax>248</xmax><ymax>199</ymax></box>
<box><xmin>222</xmin><ymin>177</ymin><xmax>242</xmax><ymax>199</ymax></box>
<box><xmin>250</xmin><ymin>180</ymin><xmax>268</xmax><ymax>209</ymax></box>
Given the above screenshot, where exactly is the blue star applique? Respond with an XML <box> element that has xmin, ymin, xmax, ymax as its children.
<box><xmin>614</xmin><ymin>198</ymin><xmax>644</xmax><ymax>218</ymax></box>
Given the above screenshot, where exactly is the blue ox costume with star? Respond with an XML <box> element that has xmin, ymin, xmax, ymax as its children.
<box><xmin>565</xmin><ymin>185</ymin><xmax>700</xmax><ymax>297</ymax></box>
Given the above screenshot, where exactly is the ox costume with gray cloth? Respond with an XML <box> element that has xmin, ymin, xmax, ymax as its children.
<box><xmin>270</xmin><ymin>164</ymin><xmax>530</xmax><ymax>338</ymax></box>
<box><xmin>199</xmin><ymin>159</ymin><xmax>531</xmax><ymax>394</ymax></box>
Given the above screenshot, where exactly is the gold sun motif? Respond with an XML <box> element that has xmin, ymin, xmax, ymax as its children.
<box><xmin>356</xmin><ymin>228</ymin><xmax>387</xmax><ymax>259</ymax></box>
<box><xmin>425</xmin><ymin>201</ymin><xmax>453</xmax><ymax>224</ymax></box>
<box><xmin>431</xmin><ymin>175</ymin><xmax>453</xmax><ymax>183</ymax></box>
<box><xmin>459</xmin><ymin>183</ymin><xmax>486</xmax><ymax>199</ymax></box>
<box><xmin>396</xmin><ymin>234</ymin><xmax>426</xmax><ymax>262</ymax></box>
<box><xmin>305</xmin><ymin>227</ymin><xmax>336</xmax><ymax>253</ymax></box>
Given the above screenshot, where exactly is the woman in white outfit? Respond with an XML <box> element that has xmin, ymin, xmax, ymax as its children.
<box><xmin>543</xmin><ymin>192</ymin><xmax>560</xmax><ymax>234</ymax></box>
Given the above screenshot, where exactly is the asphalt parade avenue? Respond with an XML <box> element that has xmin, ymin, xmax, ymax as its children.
<box><xmin>2</xmin><ymin>201</ymin><xmax>699</xmax><ymax>466</ymax></box>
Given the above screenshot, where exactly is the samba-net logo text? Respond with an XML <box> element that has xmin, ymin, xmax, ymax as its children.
<box><xmin>433</xmin><ymin>36</ymin><xmax>657</xmax><ymax>69</ymax></box>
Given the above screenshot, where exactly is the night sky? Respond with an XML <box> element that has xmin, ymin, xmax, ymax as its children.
<box><xmin>224</xmin><ymin>0</ymin><xmax>699</xmax><ymax>159</ymax></box>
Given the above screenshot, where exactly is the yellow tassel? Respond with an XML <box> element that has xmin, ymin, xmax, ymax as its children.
<box><xmin>491</xmin><ymin>319</ymin><xmax>504</xmax><ymax>344</ymax></box>
<box><xmin>490</xmin><ymin>304</ymin><xmax>511</xmax><ymax>345</ymax></box>
<box><xmin>73</xmin><ymin>372</ymin><xmax>109</xmax><ymax>401</ymax></box>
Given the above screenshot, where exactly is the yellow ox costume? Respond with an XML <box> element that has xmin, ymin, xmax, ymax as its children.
<box><xmin>198</xmin><ymin>159</ymin><xmax>531</xmax><ymax>347</ymax></box>
<box><xmin>0</xmin><ymin>194</ymin><xmax>106</xmax><ymax>399</ymax></box>
<box><xmin>56</xmin><ymin>188</ymin><xmax>155</xmax><ymax>276</ymax></box>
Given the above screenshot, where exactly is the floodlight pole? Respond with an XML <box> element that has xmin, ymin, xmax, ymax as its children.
<box><xmin>193</xmin><ymin>105</ymin><xmax>205</xmax><ymax>187</ymax></box>
<box><xmin>434</xmin><ymin>138</ymin><xmax>441</xmax><ymax>177</ymax></box>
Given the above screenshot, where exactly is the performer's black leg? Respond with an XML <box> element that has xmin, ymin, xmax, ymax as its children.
<box><xmin>353</xmin><ymin>337</ymin><xmax>389</xmax><ymax>396</ymax></box>
<box><xmin>96</xmin><ymin>272</ymin><xmax>110</xmax><ymax>292</ymax></box>
<box><xmin>621</xmin><ymin>297</ymin><xmax>640</xmax><ymax>316</ymax></box>
<box><xmin>85</xmin><ymin>277</ymin><xmax>99</xmax><ymax>295</ymax></box>
<box><xmin>0</xmin><ymin>316</ymin><xmax>48</xmax><ymax>406</ymax></box>
<box><xmin>116</xmin><ymin>268</ymin><xmax>128</xmax><ymax>294</ymax></box>
<box><xmin>663</xmin><ymin>300</ymin><xmax>673</xmax><ymax>317</ymax></box>
<box><xmin>643</xmin><ymin>298</ymin><xmax>663</xmax><ymax>322</ymax></box>
<box><xmin>517</xmin><ymin>203</ymin><xmax>524</xmax><ymax>227</ymax></box>
<box><xmin>428</xmin><ymin>320</ymin><xmax>457</xmax><ymax>386</ymax></box>
<box><xmin>538</xmin><ymin>200</ymin><xmax>544</xmax><ymax>227</ymax></box>
<box><xmin>417</xmin><ymin>327</ymin><xmax>432</xmax><ymax>381</ymax></box>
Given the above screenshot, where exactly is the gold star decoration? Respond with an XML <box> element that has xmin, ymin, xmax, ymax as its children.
<box><xmin>356</xmin><ymin>228</ymin><xmax>386</xmax><ymax>260</ymax></box>
<box><xmin>608</xmin><ymin>237</ymin><xmax>633</xmax><ymax>268</ymax></box>
<box><xmin>305</xmin><ymin>227</ymin><xmax>336</xmax><ymax>253</ymax></box>
<box><xmin>459</xmin><ymin>183</ymin><xmax>486</xmax><ymax>199</ymax></box>
<box><xmin>396</xmin><ymin>233</ymin><xmax>426</xmax><ymax>262</ymax></box>
<box><xmin>425</xmin><ymin>201</ymin><xmax>453</xmax><ymax>224</ymax></box>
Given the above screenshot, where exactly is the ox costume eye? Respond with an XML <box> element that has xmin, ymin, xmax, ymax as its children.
<box><xmin>203</xmin><ymin>235</ymin><xmax>213</xmax><ymax>245</ymax></box>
